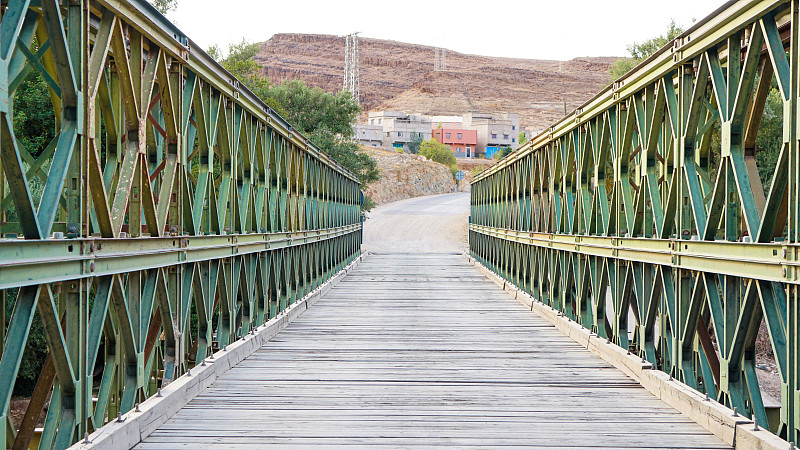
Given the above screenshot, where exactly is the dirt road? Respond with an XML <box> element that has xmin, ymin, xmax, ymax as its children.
<box><xmin>362</xmin><ymin>193</ymin><xmax>469</xmax><ymax>253</ymax></box>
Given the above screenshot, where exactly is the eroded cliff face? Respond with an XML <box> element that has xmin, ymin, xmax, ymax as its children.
<box><xmin>361</xmin><ymin>147</ymin><xmax>455</xmax><ymax>206</ymax></box>
<box><xmin>256</xmin><ymin>33</ymin><xmax>618</xmax><ymax>131</ymax></box>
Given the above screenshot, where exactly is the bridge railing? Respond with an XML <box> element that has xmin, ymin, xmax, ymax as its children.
<box><xmin>0</xmin><ymin>0</ymin><xmax>362</xmax><ymax>448</ymax></box>
<box><xmin>471</xmin><ymin>0</ymin><xmax>800</xmax><ymax>442</ymax></box>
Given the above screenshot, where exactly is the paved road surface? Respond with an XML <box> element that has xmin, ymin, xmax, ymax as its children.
<box><xmin>363</xmin><ymin>193</ymin><xmax>469</xmax><ymax>253</ymax></box>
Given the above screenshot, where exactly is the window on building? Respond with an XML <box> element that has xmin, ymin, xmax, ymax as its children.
<box><xmin>386</xmin><ymin>132</ymin><xmax>390</xmax><ymax>137</ymax></box>
<box><xmin>446</xmin><ymin>133</ymin><xmax>451</xmax><ymax>138</ymax></box>
<box><xmin>512</xmin><ymin>125</ymin><xmax>516</xmax><ymax>130</ymax></box>
<box><xmin>504</xmin><ymin>134</ymin><xmax>509</xmax><ymax>140</ymax></box>
<box><xmin>398</xmin><ymin>132</ymin><xmax>403</xmax><ymax>137</ymax></box>
<box><xmin>491</xmin><ymin>133</ymin><xmax>497</xmax><ymax>139</ymax></box>
<box><xmin>457</xmin><ymin>133</ymin><xmax>462</xmax><ymax>139</ymax></box>
<box><xmin>512</xmin><ymin>138</ymin><xmax>515</xmax><ymax>142</ymax></box>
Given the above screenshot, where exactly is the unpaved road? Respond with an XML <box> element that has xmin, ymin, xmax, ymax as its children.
<box><xmin>362</xmin><ymin>193</ymin><xmax>469</xmax><ymax>253</ymax></box>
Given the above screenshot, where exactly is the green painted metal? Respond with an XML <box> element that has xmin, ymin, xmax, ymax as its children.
<box><xmin>0</xmin><ymin>1</ymin><xmax>362</xmax><ymax>448</ymax></box>
<box><xmin>471</xmin><ymin>0</ymin><xmax>800</xmax><ymax>442</ymax></box>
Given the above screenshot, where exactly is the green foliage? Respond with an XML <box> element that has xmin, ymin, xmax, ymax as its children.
<box><xmin>362</xmin><ymin>194</ymin><xmax>376</xmax><ymax>212</ymax></box>
<box><xmin>3</xmin><ymin>292</ymin><xmax>47</xmax><ymax>396</ymax></box>
<box><xmin>13</xmin><ymin>70</ymin><xmax>55</xmax><ymax>159</ymax></box>
<box><xmin>208</xmin><ymin>41</ymin><xmax>378</xmax><ymax>184</ymax></box>
<box><xmin>755</xmin><ymin>86</ymin><xmax>784</xmax><ymax>187</ymax></box>
<box><xmin>493</xmin><ymin>147</ymin><xmax>513</xmax><ymax>160</ymax></box>
<box><xmin>149</xmin><ymin>0</ymin><xmax>178</xmax><ymax>14</ymax></box>
<box><xmin>610</xmin><ymin>19</ymin><xmax>684</xmax><ymax>82</ymax></box>
<box><xmin>518</xmin><ymin>131</ymin><xmax>528</xmax><ymax>146</ymax></box>
<box><xmin>407</xmin><ymin>134</ymin><xmax>424</xmax><ymax>154</ymax></box>
<box><xmin>420</xmin><ymin>139</ymin><xmax>456</xmax><ymax>168</ymax></box>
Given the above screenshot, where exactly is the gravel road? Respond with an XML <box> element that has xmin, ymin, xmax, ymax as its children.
<box><xmin>362</xmin><ymin>193</ymin><xmax>469</xmax><ymax>253</ymax></box>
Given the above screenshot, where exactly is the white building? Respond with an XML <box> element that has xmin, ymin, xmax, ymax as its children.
<box><xmin>367</xmin><ymin>111</ymin><xmax>432</xmax><ymax>151</ymax></box>
<box><xmin>354</xmin><ymin>124</ymin><xmax>383</xmax><ymax>147</ymax></box>
<box><xmin>462</xmin><ymin>112</ymin><xmax>521</xmax><ymax>158</ymax></box>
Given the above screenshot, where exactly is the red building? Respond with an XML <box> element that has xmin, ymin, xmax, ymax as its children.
<box><xmin>432</xmin><ymin>128</ymin><xmax>478</xmax><ymax>158</ymax></box>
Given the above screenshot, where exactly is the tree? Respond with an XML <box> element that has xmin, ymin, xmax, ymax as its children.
<box><xmin>150</xmin><ymin>0</ymin><xmax>178</xmax><ymax>14</ymax></box>
<box><xmin>208</xmin><ymin>40</ymin><xmax>379</xmax><ymax>186</ymax></box>
<box><xmin>407</xmin><ymin>134</ymin><xmax>424</xmax><ymax>154</ymax></box>
<box><xmin>518</xmin><ymin>131</ymin><xmax>528</xmax><ymax>146</ymax></box>
<box><xmin>609</xmin><ymin>19</ymin><xmax>684</xmax><ymax>82</ymax></box>
<box><xmin>420</xmin><ymin>139</ymin><xmax>456</xmax><ymax>167</ymax></box>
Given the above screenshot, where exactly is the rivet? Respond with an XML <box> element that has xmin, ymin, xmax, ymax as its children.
<box><xmin>157</xmin><ymin>388</ymin><xmax>162</xmax><ymax>397</ymax></box>
<box><xmin>732</xmin><ymin>407</ymin><xmax>738</xmax><ymax>417</ymax></box>
<box><xmin>84</xmin><ymin>432</ymin><xmax>91</xmax><ymax>444</ymax></box>
<box><xmin>201</xmin><ymin>358</ymin><xmax>206</xmax><ymax>366</ymax></box>
<box><xmin>753</xmin><ymin>416</ymin><xmax>759</xmax><ymax>431</ymax></box>
<box><xmin>116</xmin><ymin>412</ymin><xmax>124</xmax><ymax>423</ymax></box>
<box><xmin>705</xmin><ymin>392</ymin><xmax>710</xmax><ymax>401</ymax></box>
<box><xmin>135</xmin><ymin>403</ymin><xmax>140</xmax><ymax>412</ymax></box>
<box><xmin>187</xmin><ymin>367</ymin><xmax>192</xmax><ymax>376</ymax></box>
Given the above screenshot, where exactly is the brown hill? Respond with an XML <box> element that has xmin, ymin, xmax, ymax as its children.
<box><xmin>256</xmin><ymin>33</ymin><xmax>618</xmax><ymax>131</ymax></box>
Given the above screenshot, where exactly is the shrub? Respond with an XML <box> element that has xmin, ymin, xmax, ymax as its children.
<box><xmin>420</xmin><ymin>139</ymin><xmax>456</xmax><ymax>167</ymax></box>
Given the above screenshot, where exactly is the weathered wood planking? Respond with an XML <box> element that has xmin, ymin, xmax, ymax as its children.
<box><xmin>136</xmin><ymin>253</ymin><xmax>730</xmax><ymax>449</ymax></box>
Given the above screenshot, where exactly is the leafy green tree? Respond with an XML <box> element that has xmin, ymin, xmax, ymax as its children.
<box><xmin>610</xmin><ymin>19</ymin><xmax>684</xmax><ymax>82</ymax></box>
<box><xmin>149</xmin><ymin>0</ymin><xmax>178</xmax><ymax>14</ymax></box>
<box><xmin>407</xmin><ymin>134</ymin><xmax>424</xmax><ymax>154</ymax></box>
<box><xmin>420</xmin><ymin>139</ymin><xmax>456</xmax><ymax>167</ymax></box>
<box><xmin>755</xmin><ymin>86</ymin><xmax>783</xmax><ymax>187</ymax></box>
<box><xmin>208</xmin><ymin>41</ymin><xmax>378</xmax><ymax>185</ymax></box>
<box><xmin>518</xmin><ymin>131</ymin><xmax>528</xmax><ymax>146</ymax></box>
<box><xmin>13</xmin><ymin>70</ymin><xmax>55</xmax><ymax>160</ymax></box>
<box><xmin>493</xmin><ymin>146</ymin><xmax>513</xmax><ymax>160</ymax></box>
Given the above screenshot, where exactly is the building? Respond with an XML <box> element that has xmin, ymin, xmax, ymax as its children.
<box><xmin>367</xmin><ymin>111</ymin><xmax>432</xmax><ymax>151</ymax></box>
<box><xmin>429</xmin><ymin>115</ymin><xmax>463</xmax><ymax>129</ymax></box>
<box><xmin>432</xmin><ymin>128</ymin><xmax>478</xmax><ymax>158</ymax></box>
<box><xmin>462</xmin><ymin>112</ymin><xmax>520</xmax><ymax>158</ymax></box>
<box><xmin>354</xmin><ymin>124</ymin><xmax>383</xmax><ymax>147</ymax></box>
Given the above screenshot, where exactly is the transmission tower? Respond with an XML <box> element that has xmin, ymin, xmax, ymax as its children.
<box><xmin>343</xmin><ymin>33</ymin><xmax>360</xmax><ymax>105</ymax></box>
<box><xmin>434</xmin><ymin>47</ymin><xmax>446</xmax><ymax>72</ymax></box>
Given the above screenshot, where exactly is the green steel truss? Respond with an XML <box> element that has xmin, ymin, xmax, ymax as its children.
<box><xmin>471</xmin><ymin>0</ymin><xmax>800</xmax><ymax>441</ymax></box>
<box><xmin>0</xmin><ymin>0</ymin><xmax>362</xmax><ymax>448</ymax></box>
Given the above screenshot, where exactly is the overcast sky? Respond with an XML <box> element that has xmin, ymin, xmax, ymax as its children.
<box><xmin>168</xmin><ymin>0</ymin><xmax>725</xmax><ymax>61</ymax></box>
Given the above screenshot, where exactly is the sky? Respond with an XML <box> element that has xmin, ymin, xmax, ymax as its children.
<box><xmin>167</xmin><ymin>0</ymin><xmax>726</xmax><ymax>61</ymax></box>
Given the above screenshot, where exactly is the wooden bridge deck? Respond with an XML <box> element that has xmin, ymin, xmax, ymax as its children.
<box><xmin>136</xmin><ymin>253</ymin><xmax>729</xmax><ymax>449</ymax></box>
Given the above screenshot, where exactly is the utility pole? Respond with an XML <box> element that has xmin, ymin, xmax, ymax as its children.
<box><xmin>343</xmin><ymin>32</ymin><xmax>360</xmax><ymax>106</ymax></box>
<box><xmin>434</xmin><ymin>47</ymin><xmax>446</xmax><ymax>72</ymax></box>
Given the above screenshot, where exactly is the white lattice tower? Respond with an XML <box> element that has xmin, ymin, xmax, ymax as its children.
<box><xmin>352</xmin><ymin>33</ymin><xmax>359</xmax><ymax>104</ymax></box>
<box><xmin>343</xmin><ymin>33</ymin><xmax>360</xmax><ymax>105</ymax></box>
<box><xmin>343</xmin><ymin>35</ymin><xmax>351</xmax><ymax>92</ymax></box>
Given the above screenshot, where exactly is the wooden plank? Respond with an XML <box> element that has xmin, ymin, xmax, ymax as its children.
<box><xmin>136</xmin><ymin>253</ymin><xmax>730</xmax><ymax>449</ymax></box>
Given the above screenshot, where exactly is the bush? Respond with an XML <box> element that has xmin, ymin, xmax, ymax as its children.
<box><xmin>420</xmin><ymin>139</ymin><xmax>456</xmax><ymax>167</ymax></box>
<box><xmin>361</xmin><ymin>194</ymin><xmax>376</xmax><ymax>212</ymax></box>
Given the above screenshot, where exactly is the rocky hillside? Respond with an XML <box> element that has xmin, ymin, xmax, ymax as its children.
<box><xmin>361</xmin><ymin>147</ymin><xmax>454</xmax><ymax>206</ymax></box>
<box><xmin>256</xmin><ymin>34</ymin><xmax>617</xmax><ymax>131</ymax></box>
